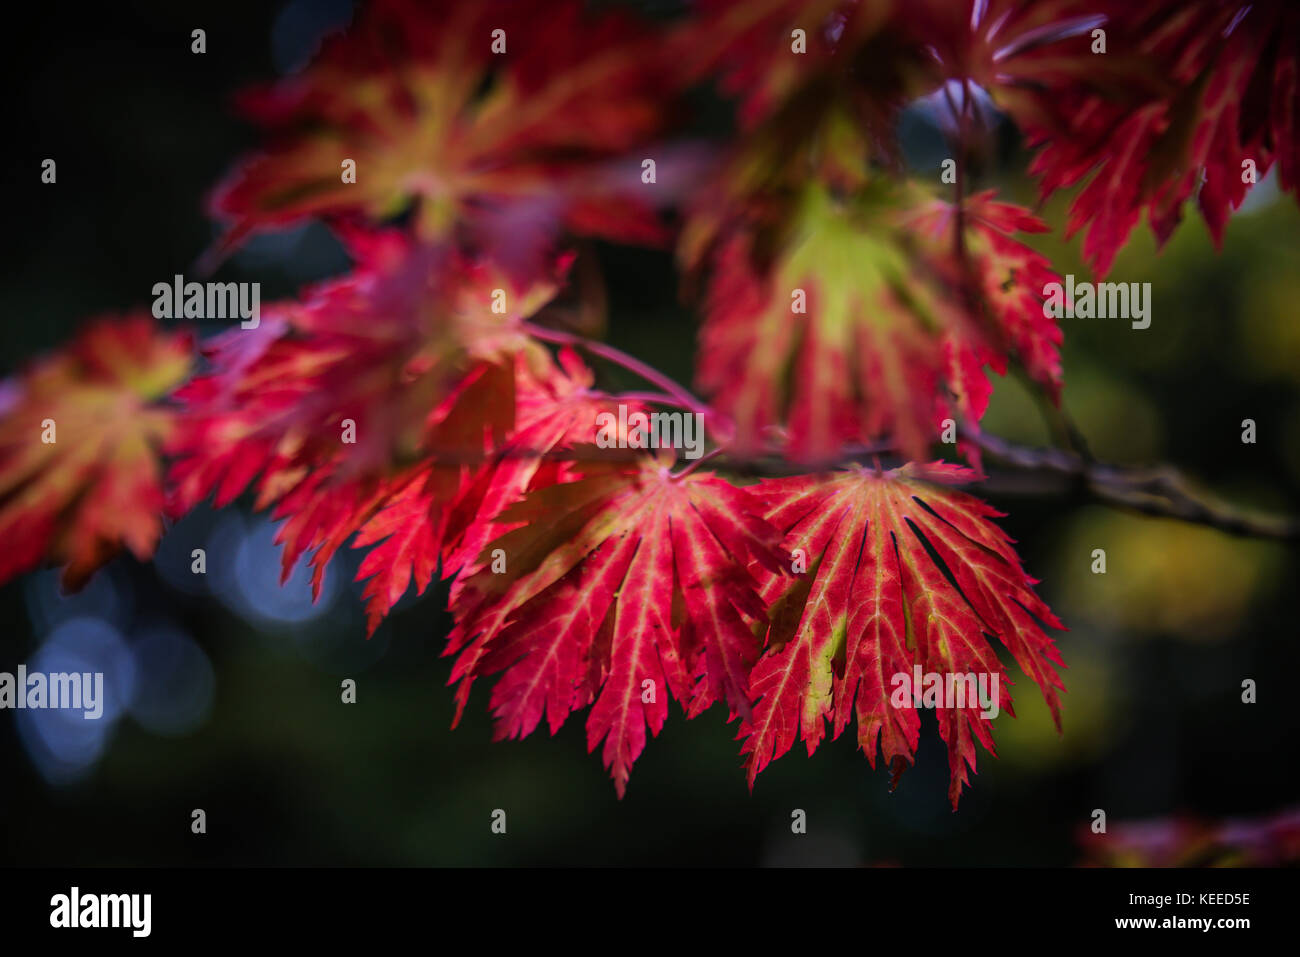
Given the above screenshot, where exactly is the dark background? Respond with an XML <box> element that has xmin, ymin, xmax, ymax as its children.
<box><xmin>2</xmin><ymin>0</ymin><xmax>1297</xmax><ymax>866</ymax></box>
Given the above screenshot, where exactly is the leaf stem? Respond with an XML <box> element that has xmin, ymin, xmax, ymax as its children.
<box><xmin>672</xmin><ymin>446</ymin><xmax>725</xmax><ymax>478</ymax></box>
<box><xmin>613</xmin><ymin>390</ymin><xmax>698</xmax><ymax>410</ymax></box>
<box><xmin>522</xmin><ymin>321</ymin><xmax>712</xmax><ymax>418</ymax></box>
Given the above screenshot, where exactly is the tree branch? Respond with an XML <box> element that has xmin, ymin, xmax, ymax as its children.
<box><xmin>964</xmin><ymin>426</ymin><xmax>1300</xmax><ymax>542</ymax></box>
<box><xmin>516</xmin><ymin>323</ymin><xmax>1298</xmax><ymax>542</ymax></box>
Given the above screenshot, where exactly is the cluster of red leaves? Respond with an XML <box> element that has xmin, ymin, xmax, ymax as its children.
<box><xmin>1016</xmin><ymin>0</ymin><xmax>1300</xmax><ymax>277</ymax></box>
<box><xmin>167</xmin><ymin>227</ymin><xmax>595</xmax><ymax>634</ymax></box>
<box><xmin>3</xmin><ymin>0</ymin><xmax>1294</xmax><ymax>803</ymax></box>
<box><xmin>209</xmin><ymin>0</ymin><xmax>677</xmax><ymax>284</ymax></box>
<box><xmin>683</xmin><ymin>0</ymin><xmax>1299</xmax><ymax>279</ymax></box>
<box><xmin>447</xmin><ymin>455</ymin><xmax>788</xmax><ymax>796</ymax></box>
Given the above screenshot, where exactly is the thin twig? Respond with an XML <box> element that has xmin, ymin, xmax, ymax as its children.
<box><xmin>965</xmin><ymin>426</ymin><xmax>1300</xmax><ymax>542</ymax></box>
<box><xmin>522</xmin><ymin>321</ymin><xmax>711</xmax><ymax>418</ymax></box>
<box><xmin>407</xmin><ymin>426</ymin><xmax>1297</xmax><ymax>540</ymax></box>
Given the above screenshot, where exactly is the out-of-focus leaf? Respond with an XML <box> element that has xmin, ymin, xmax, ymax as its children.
<box><xmin>0</xmin><ymin>316</ymin><xmax>192</xmax><ymax>589</ymax></box>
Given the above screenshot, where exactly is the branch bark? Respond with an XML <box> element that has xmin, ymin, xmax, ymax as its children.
<box><xmin>964</xmin><ymin>427</ymin><xmax>1300</xmax><ymax>542</ymax></box>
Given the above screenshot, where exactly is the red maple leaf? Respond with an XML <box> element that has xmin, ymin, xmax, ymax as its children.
<box><xmin>904</xmin><ymin>190</ymin><xmax>1065</xmax><ymax>406</ymax></box>
<box><xmin>263</xmin><ymin>461</ymin><xmax>461</xmax><ymax>636</ymax></box>
<box><xmin>0</xmin><ymin>316</ymin><xmax>192</xmax><ymax>589</ymax></box>
<box><xmin>671</xmin><ymin>0</ymin><xmax>927</xmax><ymax>143</ymax></box>
<box><xmin>1009</xmin><ymin>0</ymin><xmax>1300</xmax><ymax>276</ymax></box>
<box><xmin>741</xmin><ymin>462</ymin><xmax>1066</xmax><ymax>809</ymax></box>
<box><xmin>910</xmin><ymin>0</ymin><xmax>1158</xmax><ymax>134</ymax></box>
<box><xmin>442</xmin><ymin>346</ymin><xmax>630</xmax><ymax>578</ymax></box>
<box><xmin>167</xmin><ymin>230</ymin><xmax>571</xmax><ymax>632</ymax></box>
<box><xmin>681</xmin><ymin>0</ymin><xmax>1298</xmax><ymax>276</ymax></box>
<box><xmin>441</xmin><ymin>349</ymin><xmax>679</xmax><ymax>722</ymax></box>
<box><xmin>692</xmin><ymin>184</ymin><xmax>1061</xmax><ymax>463</ymax></box>
<box><xmin>447</xmin><ymin>454</ymin><xmax>789</xmax><ymax>796</ymax></box>
<box><xmin>209</xmin><ymin>0</ymin><xmax>674</xmax><ymax>282</ymax></box>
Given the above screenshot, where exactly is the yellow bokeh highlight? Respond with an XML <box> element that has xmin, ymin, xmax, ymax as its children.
<box><xmin>1052</xmin><ymin>507</ymin><xmax>1285</xmax><ymax>640</ymax></box>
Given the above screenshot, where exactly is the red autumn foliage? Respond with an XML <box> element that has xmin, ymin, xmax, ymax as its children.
<box><xmin>3</xmin><ymin>0</ymin><xmax>1294</xmax><ymax>803</ymax></box>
